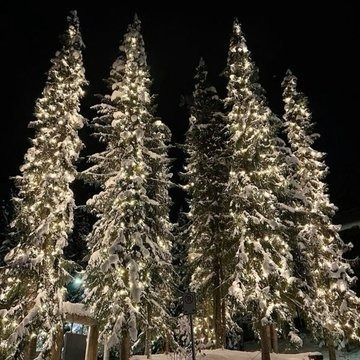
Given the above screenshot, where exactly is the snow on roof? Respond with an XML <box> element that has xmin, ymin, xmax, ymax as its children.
<box><xmin>62</xmin><ymin>301</ymin><xmax>92</xmax><ymax>318</ymax></box>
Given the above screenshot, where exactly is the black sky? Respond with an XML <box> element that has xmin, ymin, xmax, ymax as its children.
<box><xmin>1</xmin><ymin>3</ymin><xmax>359</xmax><ymax>220</ymax></box>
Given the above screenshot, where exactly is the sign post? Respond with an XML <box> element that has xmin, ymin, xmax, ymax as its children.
<box><xmin>183</xmin><ymin>292</ymin><xmax>196</xmax><ymax>360</ymax></box>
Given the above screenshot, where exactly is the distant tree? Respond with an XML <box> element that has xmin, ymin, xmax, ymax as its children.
<box><xmin>173</xmin><ymin>209</ymin><xmax>191</xmax><ymax>307</ymax></box>
<box><xmin>64</xmin><ymin>206</ymin><xmax>93</xmax><ymax>269</ymax></box>
<box><xmin>83</xmin><ymin>16</ymin><xmax>173</xmax><ymax>359</ymax></box>
<box><xmin>225</xmin><ymin>20</ymin><xmax>299</xmax><ymax>360</ymax></box>
<box><xmin>0</xmin><ymin>11</ymin><xmax>86</xmax><ymax>359</ymax></box>
<box><xmin>282</xmin><ymin>71</ymin><xmax>360</xmax><ymax>360</ymax></box>
<box><xmin>184</xmin><ymin>59</ymin><xmax>230</xmax><ymax>348</ymax></box>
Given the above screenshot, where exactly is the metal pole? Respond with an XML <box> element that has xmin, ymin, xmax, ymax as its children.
<box><xmin>189</xmin><ymin>314</ymin><xmax>196</xmax><ymax>360</ymax></box>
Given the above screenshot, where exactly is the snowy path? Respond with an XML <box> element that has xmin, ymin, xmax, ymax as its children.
<box><xmin>132</xmin><ymin>348</ymin><xmax>360</xmax><ymax>360</ymax></box>
<box><xmin>132</xmin><ymin>349</ymin><xmax>320</xmax><ymax>360</ymax></box>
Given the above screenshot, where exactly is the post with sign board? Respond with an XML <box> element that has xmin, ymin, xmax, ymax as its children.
<box><xmin>183</xmin><ymin>292</ymin><xmax>196</xmax><ymax>360</ymax></box>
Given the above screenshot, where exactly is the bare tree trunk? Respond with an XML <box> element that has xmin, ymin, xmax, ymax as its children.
<box><xmin>121</xmin><ymin>331</ymin><xmax>131</xmax><ymax>360</ymax></box>
<box><xmin>103</xmin><ymin>339</ymin><xmax>109</xmax><ymax>360</ymax></box>
<box><xmin>24</xmin><ymin>336</ymin><xmax>37</xmax><ymax>360</ymax></box>
<box><xmin>213</xmin><ymin>261</ymin><xmax>222</xmax><ymax>348</ymax></box>
<box><xmin>165</xmin><ymin>331</ymin><xmax>170</xmax><ymax>354</ymax></box>
<box><xmin>219</xmin><ymin>256</ymin><xmax>226</xmax><ymax>348</ymax></box>
<box><xmin>51</xmin><ymin>325</ymin><xmax>63</xmax><ymax>360</ymax></box>
<box><xmin>219</xmin><ymin>250</ymin><xmax>227</xmax><ymax>348</ymax></box>
<box><xmin>85</xmin><ymin>325</ymin><xmax>99</xmax><ymax>360</ymax></box>
<box><xmin>145</xmin><ymin>304</ymin><xmax>152</xmax><ymax>358</ymax></box>
<box><xmin>259</xmin><ymin>325</ymin><xmax>271</xmax><ymax>360</ymax></box>
<box><xmin>327</xmin><ymin>340</ymin><xmax>337</xmax><ymax>360</ymax></box>
<box><xmin>270</xmin><ymin>324</ymin><xmax>278</xmax><ymax>353</ymax></box>
<box><xmin>213</xmin><ymin>256</ymin><xmax>226</xmax><ymax>348</ymax></box>
<box><xmin>220</xmin><ymin>298</ymin><xmax>226</xmax><ymax>348</ymax></box>
<box><xmin>120</xmin><ymin>270</ymin><xmax>131</xmax><ymax>360</ymax></box>
<box><xmin>266</xmin><ymin>325</ymin><xmax>272</xmax><ymax>351</ymax></box>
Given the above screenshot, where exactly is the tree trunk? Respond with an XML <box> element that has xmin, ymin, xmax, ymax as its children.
<box><xmin>213</xmin><ymin>276</ymin><xmax>222</xmax><ymax>347</ymax></box>
<box><xmin>259</xmin><ymin>325</ymin><xmax>271</xmax><ymax>360</ymax></box>
<box><xmin>24</xmin><ymin>336</ymin><xmax>37</xmax><ymax>360</ymax></box>
<box><xmin>220</xmin><ymin>257</ymin><xmax>226</xmax><ymax>348</ymax></box>
<box><xmin>145</xmin><ymin>304</ymin><xmax>152</xmax><ymax>358</ymax></box>
<box><xmin>85</xmin><ymin>325</ymin><xmax>99</xmax><ymax>360</ymax></box>
<box><xmin>51</xmin><ymin>325</ymin><xmax>63</xmax><ymax>360</ymax></box>
<box><xmin>165</xmin><ymin>331</ymin><xmax>170</xmax><ymax>354</ymax></box>
<box><xmin>270</xmin><ymin>324</ymin><xmax>278</xmax><ymax>353</ymax></box>
<box><xmin>120</xmin><ymin>270</ymin><xmax>131</xmax><ymax>360</ymax></box>
<box><xmin>328</xmin><ymin>342</ymin><xmax>337</xmax><ymax>360</ymax></box>
<box><xmin>266</xmin><ymin>325</ymin><xmax>272</xmax><ymax>352</ymax></box>
<box><xmin>121</xmin><ymin>330</ymin><xmax>131</xmax><ymax>360</ymax></box>
<box><xmin>220</xmin><ymin>298</ymin><xmax>226</xmax><ymax>347</ymax></box>
<box><xmin>103</xmin><ymin>339</ymin><xmax>110</xmax><ymax>360</ymax></box>
<box><xmin>213</xmin><ymin>256</ymin><xmax>225</xmax><ymax>348</ymax></box>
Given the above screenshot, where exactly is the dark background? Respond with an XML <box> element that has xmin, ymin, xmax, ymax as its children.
<box><xmin>1</xmin><ymin>3</ymin><xmax>359</xmax><ymax>228</ymax></box>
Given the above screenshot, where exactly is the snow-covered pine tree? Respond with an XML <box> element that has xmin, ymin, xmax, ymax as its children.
<box><xmin>225</xmin><ymin>20</ymin><xmax>298</xmax><ymax>360</ymax></box>
<box><xmin>83</xmin><ymin>15</ymin><xmax>173</xmax><ymax>358</ymax></box>
<box><xmin>0</xmin><ymin>11</ymin><xmax>86</xmax><ymax>359</ymax></box>
<box><xmin>141</xmin><ymin>113</ymin><xmax>174</xmax><ymax>357</ymax></box>
<box><xmin>282</xmin><ymin>72</ymin><xmax>360</xmax><ymax>359</ymax></box>
<box><xmin>184</xmin><ymin>59</ymin><xmax>229</xmax><ymax>348</ymax></box>
<box><xmin>172</xmin><ymin>209</ymin><xmax>191</xmax><ymax>308</ymax></box>
<box><xmin>172</xmin><ymin>209</ymin><xmax>192</xmax><ymax>348</ymax></box>
<box><xmin>0</xmin><ymin>199</ymin><xmax>13</xmax><ymax>267</ymax></box>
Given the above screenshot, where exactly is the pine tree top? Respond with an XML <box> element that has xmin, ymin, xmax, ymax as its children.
<box><xmin>64</xmin><ymin>10</ymin><xmax>84</xmax><ymax>49</ymax></box>
<box><xmin>194</xmin><ymin>58</ymin><xmax>207</xmax><ymax>87</ymax></box>
<box><xmin>225</xmin><ymin>20</ymin><xmax>264</xmax><ymax>106</ymax></box>
<box><xmin>121</xmin><ymin>14</ymin><xmax>146</xmax><ymax>66</ymax></box>
<box><xmin>282</xmin><ymin>71</ymin><xmax>314</xmax><ymax>137</ymax></box>
<box><xmin>190</xmin><ymin>59</ymin><xmax>221</xmax><ymax>120</ymax></box>
<box><xmin>282</xmin><ymin>71</ymin><xmax>326</xmax><ymax>173</ymax></box>
<box><xmin>232</xmin><ymin>18</ymin><xmax>247</xmax><ymax>45</ymax></box>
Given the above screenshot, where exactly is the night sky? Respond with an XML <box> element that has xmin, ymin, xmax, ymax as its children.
<box><xmin>1</xmin><ymin>3</ymin><xmax>359</xmax><ymax>221</ymax></box>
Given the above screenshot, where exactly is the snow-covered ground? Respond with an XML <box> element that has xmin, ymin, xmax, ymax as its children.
<box><xmin>132</xmin><ymin>348</ymin><xmax>360</xmax><ymax>360</ymax></box>
<box><xmin>321</xmin><ymin>348</ymin><xmax>360</xmax><ymax>360</ymax></box>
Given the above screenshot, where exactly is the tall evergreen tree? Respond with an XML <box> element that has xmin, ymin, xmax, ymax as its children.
<box><xmin>225</xmin><ymin>20</ymin><xmax>298</xmax><ymax>360</ymax></box>
<box><xmin>171</xmin><ymin>208</ymin><xmax>194</xmax><ymax>352</ymax></box>
<box><xmin>83</xmin><ymin>16</ymin><xmax>173</xmax><ymax>358</ymax></box>
<box><xmin>141</xmin><ymin>107</ymin><xmax>174</xmax><ymax>358</ymax></box>
<box><xmin>0</xmin><ymin>11</ymin><xmax>86</xmax><ymax>359</ymax></box>
<box><xmin>282</xmin><ymin>72</ymin><xmax>360</xmax><ymax>359</ymax></box>
<box><xmin>184</xmin><ymin>59</ymin><xmax>230</xmax><ymax>348</ymax></box>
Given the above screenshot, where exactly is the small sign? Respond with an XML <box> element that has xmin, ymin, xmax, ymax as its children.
<box><xmin>183</xmin><ymin>292</ymin><xmax>196</xmax><ymax>315</ymax></box>
<box><xmin>62</xmin><ymin>332</ymin><xmax>87</xmax><ymax>360</ymax></box>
